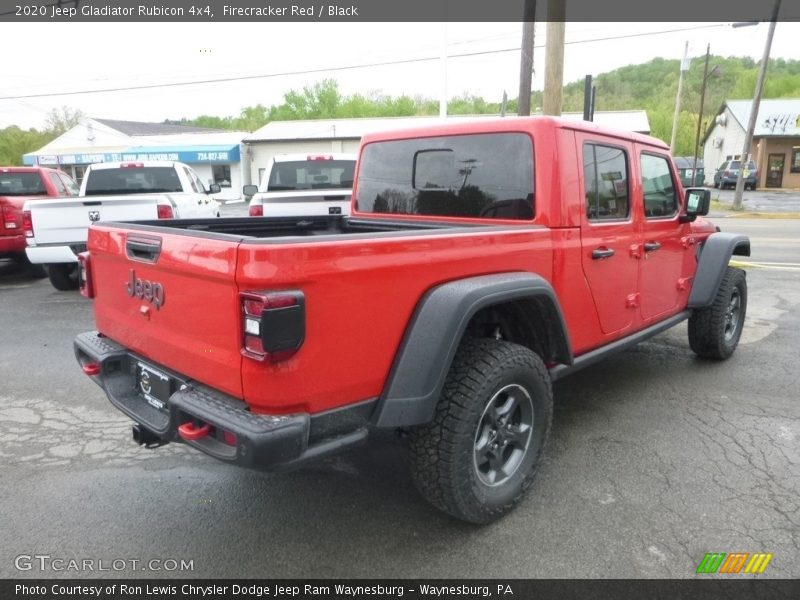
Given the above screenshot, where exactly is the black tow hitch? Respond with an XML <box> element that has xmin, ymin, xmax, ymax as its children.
<box><xmin>132</xmin><ymin>424</ymin><xmax>169</xmax><ymax>449</ymax></box>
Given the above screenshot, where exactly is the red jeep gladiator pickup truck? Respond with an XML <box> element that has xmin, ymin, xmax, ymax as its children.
<box><xmin>75</xmin><ymin>117</ymin><xmax>750</xmax><ymax>523</ymax></box>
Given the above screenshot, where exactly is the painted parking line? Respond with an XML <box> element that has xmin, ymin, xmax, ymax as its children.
<box><xmin>730</xmin><ymin>259</ymin><xmax>800</xmax><ymax>272</ymax></box>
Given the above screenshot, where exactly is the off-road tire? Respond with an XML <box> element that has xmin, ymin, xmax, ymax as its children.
<box><xmin>47</xmin><ymin>263</ymin><xmax>79</xmax><ymax>291</ymax></box>
<box><xmin>409</xmin><ymin>338</ymin><xmax>553</xmax><ymax>524</ymax></box>
<box><xmin>688</xmin><ymin>266</ymin><xmax>747</xmax><ymax>359</ymax></box>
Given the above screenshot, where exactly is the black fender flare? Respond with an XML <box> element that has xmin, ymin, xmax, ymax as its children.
<box><xmin>372</xmin><ymin>272</ymin><xmax>572</xmax><ymax>428</ymax></box>
<box><xmin>688</xmin><ymin>232</ymin><xmax>750</xmax><ymax>308</ymax></box>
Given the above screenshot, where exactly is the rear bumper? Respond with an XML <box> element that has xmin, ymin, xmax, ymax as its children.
<box><xmin>26</xmin><ymin>244</ymin><xmax>81</xmax><ymax>264</ymax></box>
<box><xmin>0</xmin><ymin>233</ymin><xmax>25</xmax><ymax>255</ymax></box>
<box><xmin>74</xmin><ymin>331</ymin><xmax>310</xmax><ymax>468</ymax></box>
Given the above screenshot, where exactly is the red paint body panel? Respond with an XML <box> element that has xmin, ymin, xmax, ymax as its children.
<box><xmin>86</xmin><ymin>117</ymin><xmax>716</xmax><ymax>417</ymax></box>
<box><xmin>0</xmin><ymin>166</ymin><xmax>72</xmax><ymax>256</ymax></box>
<box><xmin>237</xmin><ymin>228</ymin><xmax>553</xmax><ymax>414</ymax></box>
<box><xmin>90</xmin><ymin>227</ymin><xmax>244</xmax><ymax>398</ymax></box>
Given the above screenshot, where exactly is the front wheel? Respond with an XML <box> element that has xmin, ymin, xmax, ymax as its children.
<box><xmin>409</xmin><ymin>338</ymin><xmax>553</xmax><ymax>524</ymax></box>
<box><xmin>688</xmin><ymin>267</ymin><xmax>747</xmax><ymax>359</ymax></box>
<box><xmin>46</xmin><ymin>263</ymin><xmax>79</xmax><ymax>291</ymax></box>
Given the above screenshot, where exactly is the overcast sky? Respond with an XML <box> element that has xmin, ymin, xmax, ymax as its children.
<box><xmin>2</xmin><ymin>21</ymin><xmax>798</xmax><ymax>130</ymax></box>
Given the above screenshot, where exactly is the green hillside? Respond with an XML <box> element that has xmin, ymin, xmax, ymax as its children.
<box><xmin>176</xmin><ymin>55</ymin><xmax>800</xmax><ymax>157</ymax></box>
<box><xmin>553</xmin><ymin>55</ymin><xmax>800</xmax><ymax>155</ymax></box>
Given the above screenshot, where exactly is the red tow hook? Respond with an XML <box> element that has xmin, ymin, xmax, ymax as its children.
<box><xmin>178</xmin><ymin>422</ymin><xmax>212</xmax><ymax>441</ymax></box>
<box><xmin>82</xmin><ymin>362</ymin><xmax>101</xmax><ymax>376</ymax></box>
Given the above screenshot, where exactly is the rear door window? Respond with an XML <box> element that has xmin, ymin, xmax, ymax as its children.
<box><xmin>583</xmin><ymin>143</ymin><xmax>630</xmax><ymax>221</ymax></box>
<box><xmin>48</xmin><ymin>173</ymin><xmax>68</xmax><ymax>196</ymax></box>
<box><xmin>356</xmin><ymin>133</ymin><xmax>534</xmax><ymax>220</ymax></box>
<box><xmin>59</xmin><ymin>173</ymin><xmax>80</xmax><ymax>196</ymax></box>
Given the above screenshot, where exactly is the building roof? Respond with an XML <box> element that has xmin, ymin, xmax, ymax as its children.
<box><xmin>93</xmin><ymin>118</ymin><xmax>224</xmax><ymax>136</ymax></box>
<box><xmin>244</xmin><ymin>111</ymin><xmax>651</xmax><ymax>142</ymax></box>
<box><xmin>704</xmin><ymin>99</ymin><xmax>800</xmax><ymax>143</ymax></box>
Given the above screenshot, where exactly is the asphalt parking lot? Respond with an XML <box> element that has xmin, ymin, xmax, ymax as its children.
<box><xmin>1</xmin><ymin>212</ymin><xmax>798</xmax><ymax>579</ymax></box>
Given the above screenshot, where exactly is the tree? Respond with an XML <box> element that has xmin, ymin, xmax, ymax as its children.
<box><xmin>44</xmin><ymin>106</ymin><xmax>85</xmax><ymax>135</ymax></box>
<box><xmin>0</xmin><ymin>126</ymin><xmax>52</xmax><ymax>165</ymax></box>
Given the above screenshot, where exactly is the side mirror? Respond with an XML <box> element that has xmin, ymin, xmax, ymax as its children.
<box><xmin>681</xmin><ymin>188</ymin><xmax>710</xmax><ymax>222</ymax></box>
<box><xmin>242</xmin><ymin>184</ymin><xmax>258</xmax><ymax>197</ymax></box>
<box><xmin>208</xmin><ymin>183</ymin><xmax>221</xmax><ymax>194</ymax></box>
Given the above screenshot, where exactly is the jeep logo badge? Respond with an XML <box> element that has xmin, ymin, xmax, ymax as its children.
<box><xmin>126</xmin><ymin>269</ymin><xmax>165</xmax><ymax>310</ymax></box>
<box><xmin>88</xmin><ymin>211</ymin><xmax>100</xmax><ymax>222</ymax></box>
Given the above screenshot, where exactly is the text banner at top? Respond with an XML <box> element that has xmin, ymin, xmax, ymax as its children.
<box><xmin>3</xmin><ymin>0</ymin><xmax>799</xmax><ymax>23</ymax></box>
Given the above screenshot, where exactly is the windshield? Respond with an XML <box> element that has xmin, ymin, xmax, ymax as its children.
<box><xmin>266</xmin><ymin>160</ymin><xmax>355</xmax><ymax>191</ymax></box>
<box><xmin>84</xmin><ymin>167</ymin><xmax>183</xmax><ymax>195</ymax></box>
<box><xmin>0</xmin><ymin>172</ymin><xmax>47</xmax><ymax>196</ymax></box>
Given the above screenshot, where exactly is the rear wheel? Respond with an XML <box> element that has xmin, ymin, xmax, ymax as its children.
<box><xmin>47</xmin><ymin>263</ymin><xmax>79</xmax><ymax>291</ymax></box>
<box><xmin>688</xmin><ymin>267</ymin><xmax>747</xmax><ymax>359</ymax></box>
<box><xmin>409</xmin><ymin>338</ymin><xmax>552</xmax><ymax>524</ymax></box>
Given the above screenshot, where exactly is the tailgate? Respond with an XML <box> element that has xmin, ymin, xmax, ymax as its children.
<box><xmin>261</xmin><ymin>190</ymin><xmax>351</xmax><ymax>216</ymax></box>
<box><xmin>89</xmin><ymin>224</ymin><xmax>244</xmax><ymax>398</ymax></box>
<box><xmin>29</xmin><ymin>195</ymin><xmax>162</xmax><ymax>244</ymax></box>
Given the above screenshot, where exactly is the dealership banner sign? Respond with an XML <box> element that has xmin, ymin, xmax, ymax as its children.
<box><xmin>3</xmin><ymin>0</ymin><xmax>799</xmax><ymax>22</ymax></box>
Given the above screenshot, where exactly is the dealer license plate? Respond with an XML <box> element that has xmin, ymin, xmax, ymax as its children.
<box><xmin>136</xmin><ymin>361</ymin><xmax>172</xmax><ymax>412</ymax></box>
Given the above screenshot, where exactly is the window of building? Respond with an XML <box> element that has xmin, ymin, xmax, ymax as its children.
<box><xmin>791</xmin><ymin>146</ymin><xmax>800</xmax><ymax>173</ymax></box>
<box><xmin>583</xmin><ymin>143</ymin><xmax>629</xmax><ymax>221</ymax></box>
<box><xmin>74</xmin><ymin>166</ymin><xmax>87</xmax><ymax>187</ymax></box>
<box><xmin>212</xmin><ymin>165</ymin><xmax>232</xmax><ymax>187</ymax></box>
<box><xmin>641</xmin><ymin>153</ymin><xmax>678</xmax><ymax>218</ymax></box>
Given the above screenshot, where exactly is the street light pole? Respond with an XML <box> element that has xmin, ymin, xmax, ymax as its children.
<box><xmin>733</xmin><ymin>0</ymin><xmax>781</xmax><ymax>210</ymax></box>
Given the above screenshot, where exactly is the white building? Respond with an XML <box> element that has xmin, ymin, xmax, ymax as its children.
<box><xmin>243</xmin><ymin>111</ymin><xmax>650</xmax><ymax>187</ymax></box>
<box><xmin>24</xmin><ymin>118</ymin><xmax>249</xmax><ymax>201</ymax></box>
<box><xmin>702</xmin><ymin>99</ymin><xmax>800</xmax><ymax>189</ymax></box>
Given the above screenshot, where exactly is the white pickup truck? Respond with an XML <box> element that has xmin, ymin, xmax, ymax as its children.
<box><xmin>244</xmin><ymin>153</ymin><xmax>356</xmax><ymax>217</ymax></box>
<box><xmin>25</xmin><ymin>161</ymin><xmax>221</xmax><ymax>290</ymax></box>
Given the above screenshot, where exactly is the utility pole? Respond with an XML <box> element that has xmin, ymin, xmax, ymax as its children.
<box><xmin>670</xmin><ymin>41</ymin><xmax>690</xmax><ymax>154</ymax></box>
<box><xmin>517</xmin><ymin>0</ymin><xmax>536</xmax><ymax>116</ymax></box>
<box><xmin>692</xmin><ymin>45</ymin><xmax>711</xmax><ymax>184</ymax></box>
<box><xmin>542</xmin><ymin>0</ymin><xmax>566</xmax><ymax>116</ymax></box>
<box><xmin>733</xmin><ymin>0</ymin><xmax>781</xmax><ymax>210</ymax></box>
<box><xmin>440</xmin><ymin>23</ymin><xmax>448</xmax><ymax>119</ymax></box>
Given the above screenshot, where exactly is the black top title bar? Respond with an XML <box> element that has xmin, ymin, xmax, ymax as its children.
<box><xmin>2</xmin><ymin>0</ymin><xmax>798</xmax><ymax>22</ymax></box>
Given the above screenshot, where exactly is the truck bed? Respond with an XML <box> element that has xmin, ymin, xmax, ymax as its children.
<box><xmin>103</xmin><ymin>214</ymin><xmax>525</xmax><ymax>242</ymax></box>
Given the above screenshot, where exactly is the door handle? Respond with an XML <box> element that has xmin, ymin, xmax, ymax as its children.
<box><xmin>592</xmin><ymin>247</ymin><xmax>615</xmax><ymax>260</ymax></box>
<box><xmin>644</xmin><ymin>241</ymin><xmax>661</xmax><ymax>252</ymax></box>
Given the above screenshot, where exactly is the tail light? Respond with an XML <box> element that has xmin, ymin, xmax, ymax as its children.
<box><xmin>22</xmin><ymin>210</ymin><xmax>33</xmax><ymax>237</ymax></box>
<box><xmin>78</xmin><ymin>251</ymin><xmax>94</xmax><ymax>298</ymax></box>
<box><xmin>157</xmin><ymin>204</ymin><xmax>174</xmax><ymax>219</ymax></box>
<box><xmin>120</xmin><ymin>163</ymin><xmax>145</xmax><ymax>169</ymax></box>
<box><xmin>249</xmin><ymin>204</ymin><xmax>263</xmax><ymax>217</ymax></box>
<box><xmin>2</xmin><ymin>206</ymin><xmax>17</xmax><ymax>229</ymax></box>
<box><xmin>240</xmin><ymin>291</ymin><xmax>305</xmax><ymax>362</ymax></box>
<box><xmin>307</xmin><ymin>155</ymin><xmax>333</xmax><ymax>161</ymax></box>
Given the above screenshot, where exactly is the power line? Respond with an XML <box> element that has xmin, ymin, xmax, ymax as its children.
<box><xmin>0</xmin><ymin>23</ymin><xmax>729</xmax><ymax>101</ymax></box>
